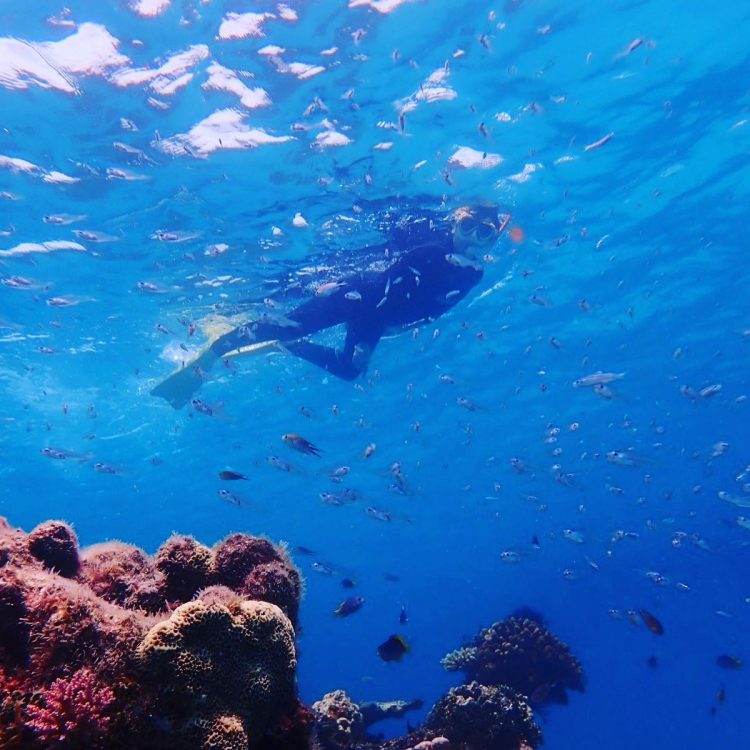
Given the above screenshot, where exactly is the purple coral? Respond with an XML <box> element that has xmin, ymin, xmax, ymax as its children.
<box><xmin>154</xmin><ymin>534</ymin><xmax>213</xmax><ymax>602</ymax></box>
<box><xmin>242</xmin><ymin>560</ymin><xmax>302</xmax><ymax>627</ymax></box>
<box><xmin>27</xmin><ymin>520</ymin><xmax>80</xmax><ymax>577</ymax></box>
<box><xmin>25</xmin><ymin>667</ymin><xmax>115</xmax><ymax>748</ymax></box>
<box><xmin>213</xmin><ymin>533</ymin><xmax>284</xmax><ymax>589</ymax></box>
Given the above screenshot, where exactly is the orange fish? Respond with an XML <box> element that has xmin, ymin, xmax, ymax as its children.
<box><xmin>639</xmin><ymin>609</ymin><xmax>664</xmax><ymax>635</ymax></box>
<box><xmin>281</xmin><ymin>434</ymin><xmax>322</xmax><ymax>457</ymax></box>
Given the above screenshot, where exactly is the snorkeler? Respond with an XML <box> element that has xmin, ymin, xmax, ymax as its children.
<box><xmin>152</xmin><ymin>203</ymin><xmax>508</xmax><ymax>408</ymax></box>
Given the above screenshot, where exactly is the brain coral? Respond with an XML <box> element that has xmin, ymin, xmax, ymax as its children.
<box><xmin>441</xmin><ymin>616</ymin><xmax>584</xmax><ymax>704</ymax></box>
<box><xmin>426</xmin><ymin>681</ymin><xmax>541</xmax><ymax>750</ymax></box>
<box><xmin>138</xmin><ymin>598</ymin><xmax>297</xmax><ymax>749</ymax></box>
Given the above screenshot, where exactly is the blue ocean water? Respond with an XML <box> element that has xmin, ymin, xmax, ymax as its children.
<box><xmin>1</xmin><ymin>0</ymin><xmax>749</xmax><ymax>746</ymax></box>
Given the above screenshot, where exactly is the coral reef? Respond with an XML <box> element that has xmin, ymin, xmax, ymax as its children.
<box><xmin>312</xmin><ymin>690</ymin><xmax>364</xmax><ymax>747</ymax></box>
<box><xmin>213</xmin><ymin>534</ymin><xmax>285</xmax><ymax>589</ymax></box>
<box><xmin>426</xmin><ymin>682</ymin><xmax>541</xmax><ymax>750</ymax></box>
<box><xmin>26</xmin><ymin>521</ymin><xmax>80</xmax><ymax>578</ymax></box>
<box><xmin>138</xmin><ymin>598</ymin><xmax>297</xmax><ymax>747</ymax></box>
<box><xmin>441</xmin><ymin>615</ymin><xmax>584</xmax><ymax>705</ymax></box>
<box><xmin>79</xmin><ymin>541</ymin><xmax>166</xmax><ymax>614</ymax></box>
<box><xmin>0</xmin><ymin>517</ymin><xmax>305</xmax><ymax>750</ymax></box>
<box><xmin>24</xmin><ymin>667</ymin><xmax>115</xmax><ymax>748</ymax></box>
<box><xmin>154</xmin><ymin>534</ymin><xmax>213</xmax><ymax>602</ymax></box>
<box><xmin>243</xmin><ymin>561</ymin><xmax>303</xmax><ymax>627</ymax></box>
<box><xmin>359</xmin><ymin>699</ymin><xmax>423</xmax><ymax>730</ymax></box>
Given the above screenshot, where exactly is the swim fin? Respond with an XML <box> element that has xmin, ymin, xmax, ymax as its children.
<box><xmin>150</xmin><ymin>338</ymin><xmax>279</xmax><ymax>409</ymax></box>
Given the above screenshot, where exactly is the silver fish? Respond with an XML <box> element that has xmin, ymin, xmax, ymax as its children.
<box><xmin>572</xmin><ymin>371</ymin><xmax>625</xmax><ymax>388</ymax></box>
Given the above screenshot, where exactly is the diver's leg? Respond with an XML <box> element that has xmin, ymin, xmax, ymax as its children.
<box><xmin>284</xmin><ymin>323</ymin><xmax>382</xmax><ymax>381</ymax></box>
<box><xmin>211</xmin><ymin>293</ymin><xmax>352</xmax><ymax>357</ymax></box>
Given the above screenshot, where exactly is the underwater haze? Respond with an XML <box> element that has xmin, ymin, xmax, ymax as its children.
<box><xmin>1</xmin><ymin>0</ymin><xmax>749</xmax><ymax>747</ymax></box>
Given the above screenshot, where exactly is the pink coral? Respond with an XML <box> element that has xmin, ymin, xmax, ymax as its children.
<box><xmin>25</xmin><ymin>667</ymin><xmax>115</xmax><ymax>748</ymax></box>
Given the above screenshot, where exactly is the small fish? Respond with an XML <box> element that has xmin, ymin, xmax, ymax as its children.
<box><xmin>217</xmin><ymin>489</ymin><xmax>243</xmax><ymax>506</ymax></box>
<box><xmin>192</xmin><ymin>399</ymin><xmax>215</xmax><ymax>416</ymax></box>
<box><xmin>399</xmin><ymin>604</ymin><xmax>408</xmax><ymax>624</ymax></box>
<box><xmin>646</xmin><ymin>656</ymin><xmax>659</xmax><ymax>669</ymax></box>
<box><xmin>716</xmin><ymin>654</ymin><xmax>743</xmax><ymax>670</ymax></box>
<box><xmin>639</xmin><ymin>609</ymin><xmax>664</xmax><ymax>636</ymax></box>
<box><xmin>311</xmin><ymin>561</ymin><xmax>335</xmax><ymax>576</ymax></box>
<box><xmin>500</xmin><ymin>551</ymin><xmax>521</xmax><ymax>564</ymax></box>
<box><xmin>93</xmin><ymin>462</ymin><xmax>125</xmax><ymax>475</ymax></box>
<box><xmin>572</xmin><ymin>371</ymin><xmax>625</xmax><ymax>388</ymax></box>
<box><xmin>219</xmin><ymin>470</ymin><xmax>247</xmax><ymax>481</ymax></box>
<box><xmin>295</xmin><ymin>546</ymin><xmax>316</xmax><ymax>556</ymax></box>
<box><xmin>457</xmin><ymin>396</ymin><xmax>482</xmax><ymax>411</ymax></box>
<box><xmin>320</xmin><ymin>492</ymin><xmax>344</xmax><ymax>506</ymax></box>
<box><xmin>344</xmin><ymin>291</ymin><xmax>362</xmax><ymax>301</ymax></box>
<box><xmin>377</xmin><ymin>634</ymin><xmax>409</xmax><ymax>662</ymax></box>
<box><xmin>46</xmin><ymin>296</ymin><xmax>79</xmax><ymax>307</ymax></box>
<box><xmin>362</xmin><ymin>443</ymin><xmax>377</xmax><ymax>458</ymax></box>
<box><xmin>282</xmin><ymin>433</ymin><xmax>322</xmax><ymax>456</ymax></box>
<box><xmin>606</xmin><ymin>450</ymin><xmax>640</xmax><ymax>467</ymax></box>
<box><xmin>593</xmin><ymin>383</ymin><xmax>616</xmax><ymax>399</ymax></box>
<box><xmin>736</xmin><ymin>516</ymin><xmax>750</xmax><ymax>531</ymax></box>
<box><xmin>583</xmin><ymin>132</ymin><xmax>614</xmax><ymax>152</ymax></box>
<box><xmin>267</xmin><ymin>455</ymin><xmax>301</xmax><ymax>473</ymax></box>
<box><xmin>329</xmin><ymin>465</ymin><xmax>351</xmax><ymax>482</ymax></box>
<box><xmin>41</xmin><ymin>447</ymin><xmax>91</xmax><ymax>462</ymax></box>
<box><xmin>718</xmin><ymin>491</ymin><xmax>750</xmax><ymax>508</ymax></box>
<box><xmin>562</xmin><ymin>529</ymin><xmax>584</xmax><ymax>544</ymax></box>
<box><xmin>334</xmin><ymin>595</ymin><xmax>365</xmax><ymax>617</ymax></box>
<box><xmin>316</xmin><ymin>281</ymin><xmax>345</xmax><ymax>297</ymax></box>
<box><xmin>366</xmin><ymin>506</ymin><xmax>391</xmax><ymax>522</ymax></box>
<box><xmin>341</xmin><ymin>577</ymin><xmax>357</xmax><ymax>588</ymax></box>
<box><xmin>699</xmin><ymin>383</ymin><xmax>722</xmax><ymax>398</ymax></box>
<box><xmin>73</xmin><ymin>229</ymin><xmax>118</xmax><ymax>242</ymax></box>
<box><xmin>43</xmin><ymin>213</ymin><xmax>87</xmax><ymax>225</ymax></box>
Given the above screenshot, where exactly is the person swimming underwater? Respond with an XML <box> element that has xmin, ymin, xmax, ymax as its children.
<box><xmin>152</xmin><ymin>203</ymin><xmax>508</xmax><ymax>408</ymax></box>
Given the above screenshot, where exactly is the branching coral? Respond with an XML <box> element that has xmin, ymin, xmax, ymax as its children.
<box><xmin>24</xmin><ymin>667</ymin><xmax>115</xmax><ymax>748</ymax></box>
<box><xmin>441</xmin><ymin>616</ymin><xmax>584</xmax><ymax>704</ymax></box>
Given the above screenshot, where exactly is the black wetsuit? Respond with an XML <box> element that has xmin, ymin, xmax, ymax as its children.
<box><xmin>211</xmin><ymin>226</ymin><xmax>484</xmax><ymax>380</ymax></box>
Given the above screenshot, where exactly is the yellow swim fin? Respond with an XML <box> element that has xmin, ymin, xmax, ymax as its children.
<box><xmin>150</xmin><ymin>338</ymin><xmax>279</xmax><ymax>409</ymax></box>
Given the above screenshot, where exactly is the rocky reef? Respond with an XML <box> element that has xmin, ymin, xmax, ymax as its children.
<box><xmin>0</xmin><ymin>517</ymin><xmax>306</xmax><ymax>750</ymax></box>
<box><xmin>1</xmin><ymin>517</ymin><xmax>582</xmax><ymax>750</ymax></box>
<box><xmin>441</xmin><ymin>610</ymin><xmax>585</xmax><ymax>706</ymax></box>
